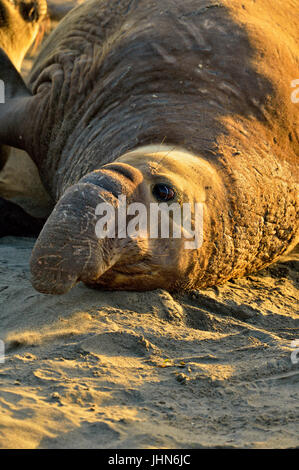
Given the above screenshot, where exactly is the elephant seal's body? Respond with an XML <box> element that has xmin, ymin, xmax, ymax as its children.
<box><xmin>0</xmin><ymin>0</ymin><xmax>298</xmax><ymax>293</ymax></box>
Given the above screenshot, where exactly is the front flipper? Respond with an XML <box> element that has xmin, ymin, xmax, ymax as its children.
<box><xmin>0</xmin><ymin>48</ymin><xmax>32</xmax><ymax>149</ymax></box>
<box><xmin>0</xmin><ymin>196</ymin><xmax>45</xmax><ymax>237</ymax></box>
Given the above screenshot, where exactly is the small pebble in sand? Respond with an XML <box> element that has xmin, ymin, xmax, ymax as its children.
<box><xmin>175</xmin><ymin>373</ymin><xmax>188</xmax><ymax>384</ymax></box>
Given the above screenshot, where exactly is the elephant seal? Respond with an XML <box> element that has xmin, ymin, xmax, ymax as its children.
<box><xmin>0</xmin><ymin>0</ymin><xmax>298</xmax><ymax>294</ymax></box>
<box><xmin>0</xmin><ymin>0</ymin><xmax>52</xmax><ymax>235</ymax></box>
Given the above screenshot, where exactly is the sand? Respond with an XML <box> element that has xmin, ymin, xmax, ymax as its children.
<box><xmin>0</xmin><ymin>0</ymin><xmax>298</xmax><ymax>449</ymax></box>
<box><xmin>0</xmin><ymin>237</ymin><xmax>298</xmax><ymax>449</ymax></box>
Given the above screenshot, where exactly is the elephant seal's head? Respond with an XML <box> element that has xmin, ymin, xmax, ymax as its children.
<box><xmin>0</xmin><ymin>0</ymin><xmax>47</xmax><ymax>70</ymax></box>
<box><xmin>30</xmin><ymin>145</ymin><xmax>228</xmax><ymax>294</ymax></box>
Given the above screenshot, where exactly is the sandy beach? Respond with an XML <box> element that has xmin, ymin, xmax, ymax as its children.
<box><xmin>0</xmin><ymin>236</ymin><xmax>298</xmax><ymax>448</ymax></box>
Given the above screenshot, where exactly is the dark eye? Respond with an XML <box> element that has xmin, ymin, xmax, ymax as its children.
<box><xmin>152</xmin><ymin>183</ymin><xmax>175</xmax><ymax>202</ymax></box>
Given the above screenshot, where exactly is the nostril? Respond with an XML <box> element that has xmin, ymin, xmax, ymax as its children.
<box><xmin>19</xmin><ymin>2</ymin><xmax>39</xmax><ymax>23</ymax></box>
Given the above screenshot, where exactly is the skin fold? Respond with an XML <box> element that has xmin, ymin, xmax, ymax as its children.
<box><xmin>0</xmin><ymin>0</ymin><xmax>47</xmax><ymax>70</ymax></box>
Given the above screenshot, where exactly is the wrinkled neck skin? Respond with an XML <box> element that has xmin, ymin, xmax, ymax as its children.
<box><xmin>27</xmin><ymin>0</ymin><xmax>285</xmax><ymax>198</ymax></box>
<box><xmin>0</xmin><ymin>0</ymin><xmax>47</xmax><ymax>70</ymax></box>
